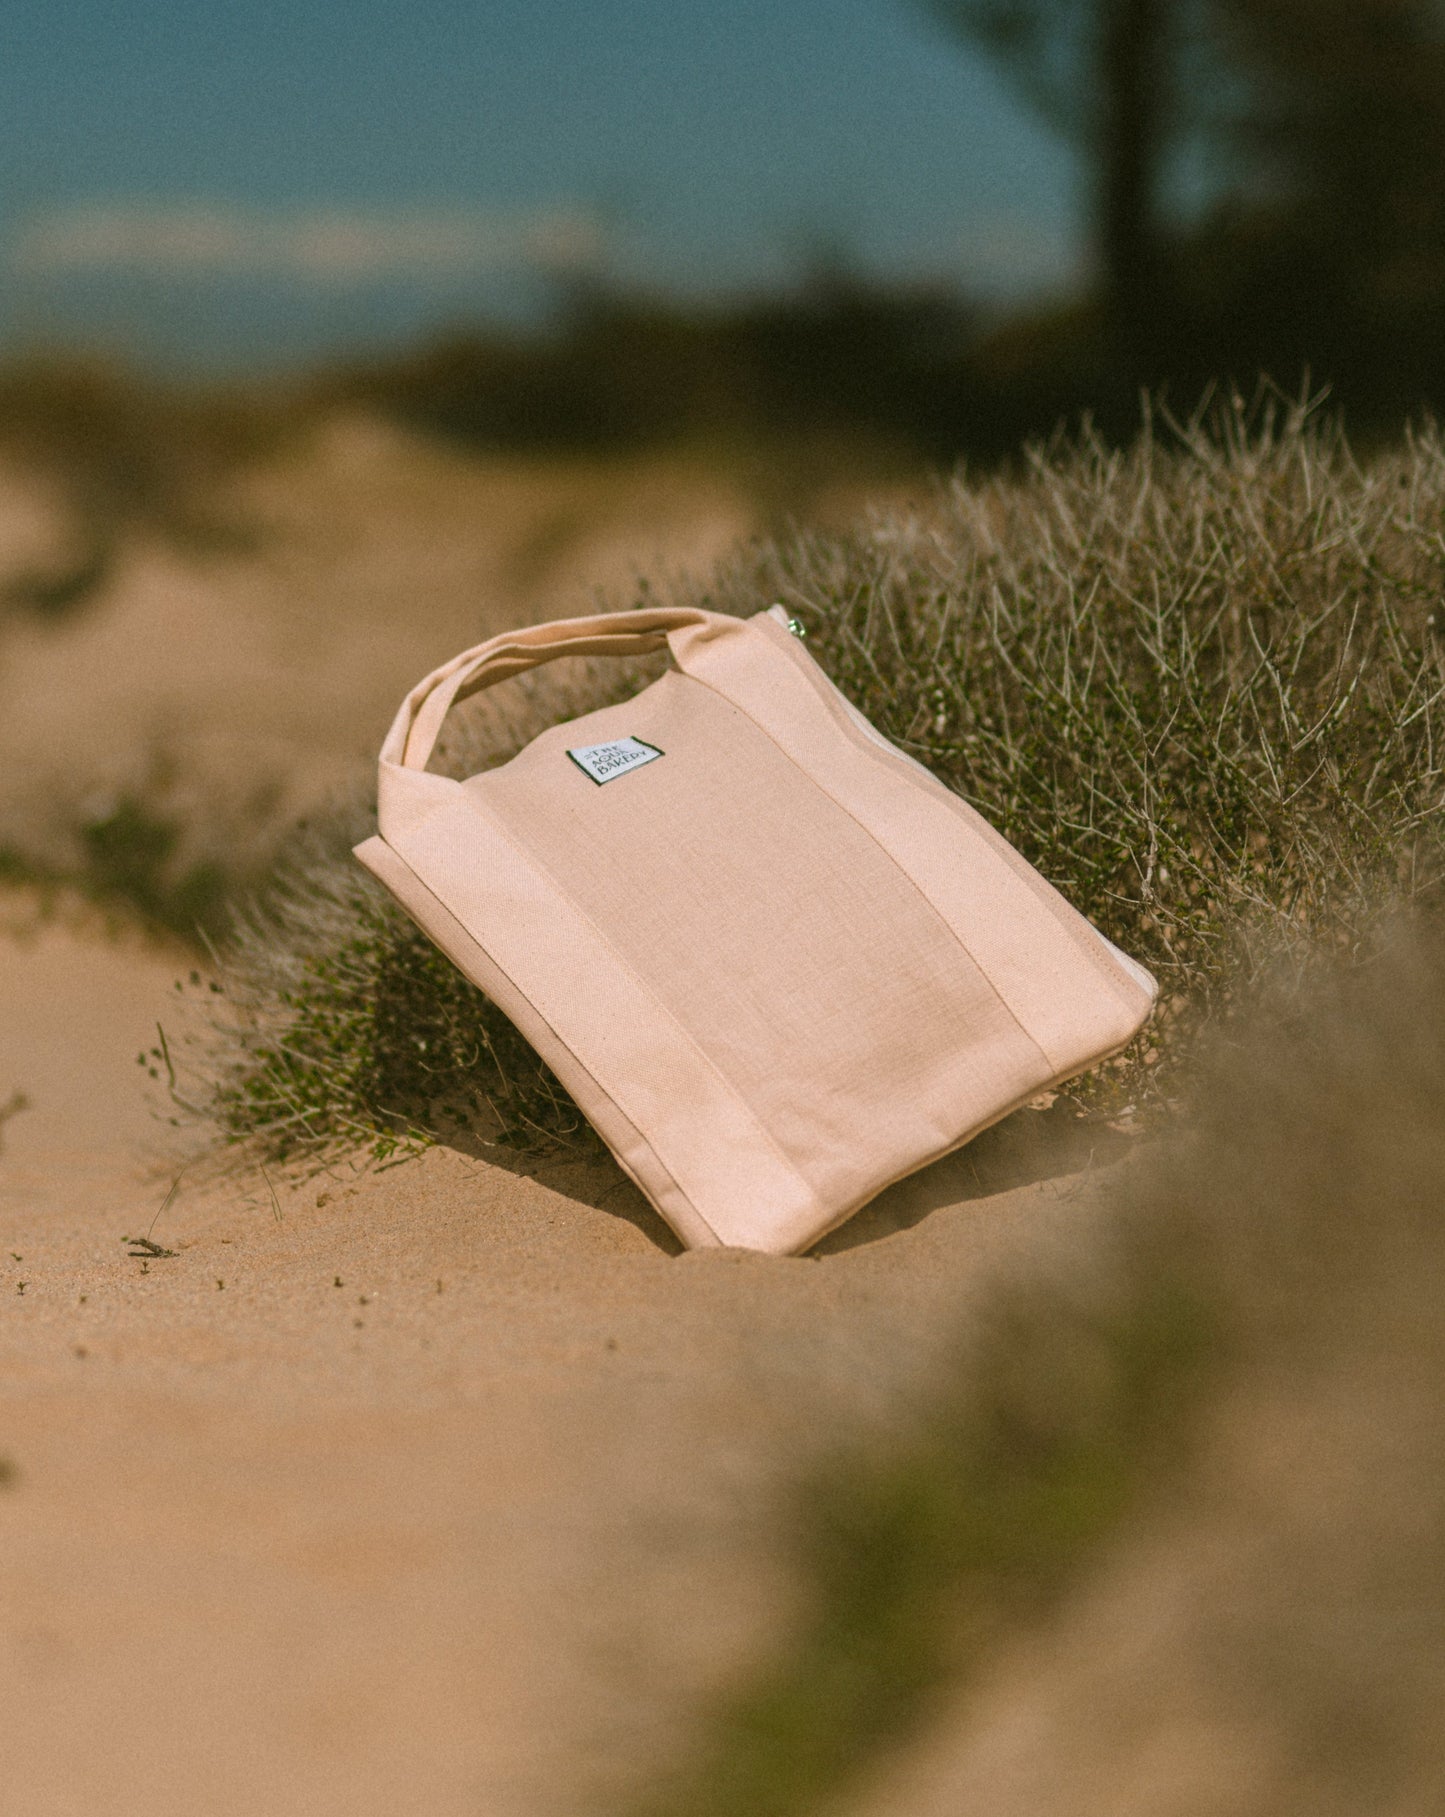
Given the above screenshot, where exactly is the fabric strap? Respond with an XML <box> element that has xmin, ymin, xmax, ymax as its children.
<box><xmin>383</xmin><ymin>607</ymin><xmax>715</xmax><ymax>773</ymax></box>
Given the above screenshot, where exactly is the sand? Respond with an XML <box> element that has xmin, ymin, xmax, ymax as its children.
<box><xmin>0</xmin><ymin>899</ymin><xmax>1109</xmax><ymax>1817</ymax></box>
<box><xmin>0</xmin><ymin>430</ymin><xmax>1110</xmax><ymax>1814</ymax></box>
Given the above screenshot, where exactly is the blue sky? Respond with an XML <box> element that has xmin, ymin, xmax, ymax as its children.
<box><xmin>0</xmin><ymin>0</ymin><xmax>1079</xmax><ymax>371</ymax></box>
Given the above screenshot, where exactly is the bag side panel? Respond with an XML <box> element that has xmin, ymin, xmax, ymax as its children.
<box><xmin>759</xmin><ymin>609</ymin><xmax>1156</xmax><ymax>990</ymax></box>
<box><xmin>352</xmin><ymin>835</ymin><xmax>721</xmax><ymax>1251</ymax></box>
<box><xmin>684</xmin><ymin>615</ymin><xmax>1157</xmax><ymax>1077</ymax></box>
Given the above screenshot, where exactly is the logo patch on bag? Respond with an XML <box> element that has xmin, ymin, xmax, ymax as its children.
<box><xmin>566</xmin><ymin>736</ymin><xmax>664</xmax><ymax>785</ymax></box>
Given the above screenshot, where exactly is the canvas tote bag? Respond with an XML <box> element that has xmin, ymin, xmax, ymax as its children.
<box><xmin>355</xmin><ymin>604</ymin><xmax>1156</xmax><ymax>1254</ymax></box>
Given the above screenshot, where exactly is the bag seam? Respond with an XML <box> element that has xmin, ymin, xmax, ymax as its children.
<box><xmin>753</xmin><ymin>615</ymin><xmax>1154</xmax><ymax>1018</ymax></box>
<box><xmin>678</xmin><ymin>657</ymin><xmax>1057</xmax><ymax>1076</ymax></box>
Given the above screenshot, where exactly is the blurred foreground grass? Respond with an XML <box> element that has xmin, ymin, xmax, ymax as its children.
<box><xmin>180</xmin><ymin>394</ymin><xmax>1445</xmax><ymax>1163</ymax></box>
<box><xmin>628</xmin><ymin>1276</ymin><xmax>1208</xmax><ymax>1817</ymax></box>
<box><xmin>625</xmin><ymin>900</ymin><xmax>1445</xmax><ymax>1817</ymax></box>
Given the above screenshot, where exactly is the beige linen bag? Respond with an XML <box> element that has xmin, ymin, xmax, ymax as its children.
<box><xmin>355</xmin><ymin>604</ymin><xmax>1156</xmax><ymax>1254</ymax></box>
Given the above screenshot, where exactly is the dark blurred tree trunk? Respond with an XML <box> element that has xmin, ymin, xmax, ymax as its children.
<box><xmin>1097</xmin><ymin>0</ymin><xmax>1172</xmax><ymax>379</ymax></box>
<box><xmin>1216</xmin><ymin>0</ymin><xmax>1414</xmax><ymax>269</ymax></box>
<box><xmin>923</xmin><ymin>0</ymin><xmax>1180</xmax><ymax>390</ymax></box>
<box><xmin>1210</xmin><ymin>0</ymin><xmax>1445</xmax><ymax>409</ymax></box>
<box><xmin>922</xmin><ymin>0</ymin><xmax>1445</xmax><ymax>432</ymax></box>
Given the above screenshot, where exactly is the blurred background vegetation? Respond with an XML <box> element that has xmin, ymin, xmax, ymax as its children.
<box><xmin>334</xmin><ymin>0</ymin><xmax>1445</xmax><ymax>456</ymax></box>
<box><xmin>3</xmin><ymin>0</ymin><xmax>1444</xmax><ymax>932</ymax></box>
<box><xmin>321</xmin><ymin>0</ymin><xmax>1445</xmax><ymax>459</ymax></box>
<box><xmin>9</xmin><ymin>3</ymin><xmax>1445</xmax><ymax>498</ymax></box>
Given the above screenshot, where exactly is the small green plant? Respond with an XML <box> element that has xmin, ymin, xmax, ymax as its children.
<box><xmin>77</xmin><ymin>795</ymin><xmax>231</xmax><ymax>936</ymax></box>
<box><xmin>188</xmin><ymin>849</ymin><xmax>596</xmax><ymax>1165</ymax></box>
<box><xmin>0</xmin><ymin>1089</ymin><xmax>29</xmax><ymax>1157</ymax></box>
<box><xmin>0</xmin><ymin>791</ymin><xmax>236</xmax><ymax>941</ymax></box>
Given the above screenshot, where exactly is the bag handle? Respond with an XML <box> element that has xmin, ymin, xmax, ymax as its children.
<box><xmin>382</xmin><ymin>607</ymin><xmax>714</xmax><ymax>773</ymax></box>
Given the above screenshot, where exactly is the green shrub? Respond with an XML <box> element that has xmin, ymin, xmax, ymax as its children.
<box><xmin>188</xmin><ymin>393</ymin><xmax>1445</xmax><ymax>1163</ymax></box>
<box><xmin>192</xmin><ymin>855</ymin><xmax>593</xmax><ymax>1162</ymax></box>
<box><xmin>1</xmin><ymin>789</ymin><xmax>240</xmax><ymax>942</ymax></box>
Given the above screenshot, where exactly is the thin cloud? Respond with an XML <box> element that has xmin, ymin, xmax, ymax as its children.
<box><xmin>11</xmin><ymin>204</ymin><xmax>608</xmax><ymax>285</ymax></box>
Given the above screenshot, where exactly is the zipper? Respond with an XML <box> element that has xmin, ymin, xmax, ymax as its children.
<box><xmin>767</xmin><ymin>602</ymin><xmax>808</xmax><ymax>639</ymax></box>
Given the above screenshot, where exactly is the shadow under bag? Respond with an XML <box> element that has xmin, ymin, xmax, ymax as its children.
<box><xmin>355</xmin><ymin>605</ymin><xmax>1157</xmax><ymax>1254</ymax></box>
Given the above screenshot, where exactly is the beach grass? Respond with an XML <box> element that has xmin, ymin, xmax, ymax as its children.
<box><xmin>186</xmin><ymin>391</ymin><xmax>1445</xmax><ymax>1163</ymax></box>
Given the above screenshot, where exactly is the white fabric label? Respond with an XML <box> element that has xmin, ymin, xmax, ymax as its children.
<box><xmin>566</xmin><ymin>736</ymin><xmax>664</xmax><ymax>785</ymax></box>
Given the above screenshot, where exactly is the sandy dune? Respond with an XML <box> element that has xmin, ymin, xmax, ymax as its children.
<box><xmin>0</xmin><ymin>417</ymin><xmax>754</xmax><ymax>872</ymax></box>
<box><xmin>0</xmin><ymin>898</ymin><xmax>1105</xmax><ymax>1817</ymax></box>
<box><xmin>0</xmin><ymin>430</ymin><xmax>1114</xmax><ymax>1814</ymax></box>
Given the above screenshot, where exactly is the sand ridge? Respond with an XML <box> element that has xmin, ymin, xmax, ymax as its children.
<box><xmin>0</xmin><ymin>429</ymin><xmax>1112</xmax><ymax>1811</ymax></box>
<box><xmin>0</xmin><ymin>419</ymin><xmax>755</xmax><ymax>875</ymax></box>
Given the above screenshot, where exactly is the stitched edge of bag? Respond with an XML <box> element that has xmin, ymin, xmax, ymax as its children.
<box><xmin>429</xmin><ymin>788</ymin><xmax>827</xmax><ymax>1236</ymax></box>
<box><xmin>352</xmin><ymin>834</ymin><xmax>722</xmax><ymax>1252</ymax></box>
<box><xmin>751</xmin><ymin>612</ymin><xmax>1159</xmax><ymax>1021</ymax></box>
